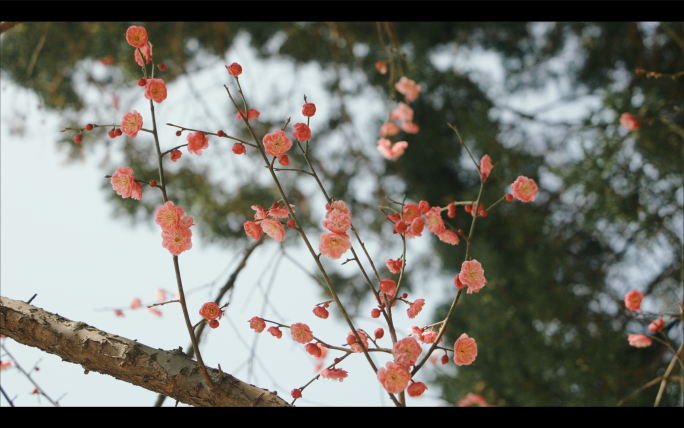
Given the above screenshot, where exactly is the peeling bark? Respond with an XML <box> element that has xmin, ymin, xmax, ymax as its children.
<box><xmin>0</xmin><ymin>296</ymin><xmax>291</xmax><ymax>407</ymax></box>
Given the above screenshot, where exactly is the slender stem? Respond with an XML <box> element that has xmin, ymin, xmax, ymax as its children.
<box><xmin>654</xmin><ymin>343</ymin><xmax>682</xmax><ymax>407</ymax></box>
<box><xmin>0</xmin><ymin>385</ymin><xmax>14</xmax><ymax>407</ymax></box>
<box><xmin>291</xmin><ymin>352</ymin><xmax>353</xmax><ymax>405</ymax></box>
<box><xmin>448</xmin><ymin>123</ymin><xmax>480</xmax><ymax>173</ymax></box>
<box><xmin>1</xmin><ymin>344</ymin><xmax>58</xmax><ymax>406</ymax></box>
<box><xmin>147</xmin><ymin>300</ymin><xmax>179</xmax><ymax>308</ymax></box>
<box><xmin>616</xmin><ymin>376</ymin><xmax>664</xmax><ymax>407</ymax></box>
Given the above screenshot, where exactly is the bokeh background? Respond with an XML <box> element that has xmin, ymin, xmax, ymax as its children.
<box><xmin>1</xmin><ymin>22</ymin><xmax>682</xmax><ymax>407</ymax></box>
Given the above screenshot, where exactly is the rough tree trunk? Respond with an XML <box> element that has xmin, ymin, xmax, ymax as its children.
<box><xmin>0</xmin><ymin>296</ymin><xmax>291</xmax><ymax>407</ymax></box>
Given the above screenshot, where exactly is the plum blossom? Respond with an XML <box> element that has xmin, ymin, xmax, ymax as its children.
<box><xmin>375</xmin><ymin>60</ymin><xmax>388</xmax><ymax>74</ymax></box>
<box><xmin>313</xmin><ymin>306</ymin><xmax>329</xmax><ymax>319</ymax></box>
<box><xmin>377</xmin><ymin>138</ymin><xmax>408</xmax><ymax>160</ymax></box>
<box><xmin>263</xmin><ymin>130</ymin><xmax>293</xmax><ymax>157</ymax></box>
<box><xmin>454</xmin><ymin>333</ymin><xmax>477</xmax><ymax>366</ymax></box>
<box><xmin>120</xmin><ymin>111</ymin><xmax>143</xmax><ymax>138</ymax></box>
<box><xmin>421</xmin><ymin>331</ymin><xmax>439</xmax><ymax>344</ymax></box>
<box><xmin>326</xmin><ymin>200</ymin><xmax>351</xmax><ymax>218</ymax></box>
<box><xmin>408</xmin><ymin>326</ymin><xmax>424</xmax><ymax>341</ymax></box>
<box><xmin>144</xmin><ymin>78</ymin><xmax>167</xmax><ymax>103</ymax></box>
<box><xmin>162</xmin><ymin>227</ymin><xmax>193</xmax><ymax>255</ymax></box>
<box><xmin>268</xmin><ymin>326</ymin><xmax>282</xmax><ymax>339</ymax></box>
<box><xmin>402</xmin><ymin>203</ymin><xmax>421</xmax><ymax>223</ymax></box>
<box><xmin>155</xmin><ymin>201</ymin><xmax>194</xmax><ymax>231</ymax></box>
<box><xmin>321</xmin><ymin>368</ymin><xmax>348</xmax><ymax>382</ymax></box>
<box><xmin>131</xmin><ymin>298</ymin><xmax>141</xmax><ymax>310</ymax></box>
<box><xmin>319</xmin><ymin>232</ymin><xmax>352</xmax><ymax>260</ymax></box>
<box><xmin>391</xmin><ymin>102</ymin><xmax>414</xmax><ymax>122</ymax></box>
<box><xmin>249</xmin><ymin>317</ymin><xmax>266</xmax><ymax>333</ymax></box>
<box><xmin>649</xmin><ymin>319</ymin><xmax>665</xmax><ymax>333</ymax></box>
<box><xmin>186</xmin><ymin>131</ymin><xmax>209</xmax><ymax>156</ymax></box>
<box><xmin>400</xmin><ymin>122</ymin><xmax>419</xmax><ymax>134</ymax></box>
<box><xmin>624</xmin><ymin>289</ymin><xmax>644</xmax><ymax>311</ymax></box>
<box><xmin>620</xmin><ymin>112</ymin><xmax>640</xmax><ymax>131</ymax></box>
<box><xmin>227</xmin><ymin>62</ymin><xmax>242</xmax><ymax>76</ymax></box>
<box><xmin>379</xmin><ymin>122</ymin><xmax>400</xmax><ymax>137</ymax></box>
<box><xmin>293</xmin><ymin>123</ymin><xmax>311</xmax><ymax>142</ymax></box>
<box><xmin>322</xmin><ymin>212</ymin><xmax>352</xmax><ymax>233</ymax></box>
<box><xmin>232</xmin><ymin>143</ymin><xmax>246</xmax><ymax>155</ymax></box>
<box><xmin>134</xmin><ymin>44</ymin><xmax>150</xmax><ymax>66</ymax></box>
<box><xmin>459</xmin><ymin>260</ymin><xmax>487</xmax><ymax>293</ymax></box>
<box><xmin>126</xmin><ymin>26</ymin><xmax>148</xmax><ymax>49</ymax></box>
<box><xmin>394</xmin><ymin>337</ymin><xmax>422</xmax><ymax>369</ymax></box>
<box><xmin>236</xmin><ymin>109</ymin><xmax>260</xmax><ymax>120</ymax></box>
<box><xmin>377</xmin><ymin>361</ymin><xmax>410</xmax><ymax>393</ymax></box>
<box><xmin>291</xmin><ymin>323</ymin><xmax>314</xmax><ymax>344</ymax></box>
<box><xmin>199</xmin><ymin>302</ymin><xmax>223</xmax><ymax>320</ymax></box>
<box><xmin>386</xmin><ymin>258</ymin><xmax>403</xmax><ymax>274</ymax></box>
<box><xmin>302</xmin><ymin>103</ymin><xmax>316</xmax><ymax>117</ymax></box>
<box><xmin>379</xmin><ymin>279</ymin><xmax>397</xmax><ymax>299</ymax></box>
<box><xmin>111</xmin><ymin>166</ymin><xmax>143</xmax><ymax>200</ymax></box>
<box><xmin>424</xmin><ymin>206</ymin><xmax>446</xmax><ymax>234</ymax></box>
<box><xmin>438</xmin><ymin>230</ymin><xmax>460</xmax><ymax>245</ymax></box>
<box><xmin>457</xmin><ymin>393</ymin><xmax>487</xmax><ymax>407</ymax></box>
<box><xmin>291</xmin><ymin>389</ymin><xmax>302</xmax><ymax>399</ymax></box>
<box><xmin>170</xmin><ymin>150</ymin><xmax>182</xmax><ymax>162</ymax></box>
<box><xmin>260</xmin><ymin>218</ymin><xmax>285</xmax><ymax>242</ymax></box>
<box><xmin>628</xmin><ymin>334</ymin><xmax>652</xmax><ymax>348</ymax></box>
<box><xmin>394</xmin><ymin>76</ymin><xmax>421</xmax><ymax>102</ymax></box>
<box><xmin>305</xmin><ymin>343</ymin><xmax>322</xmax><ymax>358</ymax></box>
<box><xmin>480</xmin><ymin>154</ymin><xmax>494</xmax><ymax>178</ymax></box>
<box><xmin>348</xmin><ymin>331</ymin><xmax>369</xmax><ymax>353</ymax></box>
<box><xmin>405</xmin><ymin>217</ymin><xmax>424</xmax><ymax>239</ymax></box>
<box><xmin>511</xmin><ymin>176</ymin><xmax>538</xmax><ymax>203</ymax></box>
<box><xmin>407</xmin><ymin>299</ymin><xmax>425</xmax><ymax>319</ymax></box>
<box><xmin>268</xmin><ymin>204</ymin><xmax>295</xmax><ymax>219</ymax></box>
<box><xmin>407</xmin><ymin>382</ymin><xmax>428</xmax><ymax>398</ymax></box>
<box><xmin>252</xmin><ymin>205</ymin><xmax>268</xmax><ymax>220</ymax></box>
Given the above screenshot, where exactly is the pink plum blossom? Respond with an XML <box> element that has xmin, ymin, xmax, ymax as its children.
<box><xmin>377</xmin><ymin>361</ymin><xmax>410</xmax><ymax>394</ymax></box>
<box><xmin>400</xmin><ymin>122</ymin><xmax>419</xmax><ymax>134</ymax></box>
<box><xmin>232</xmin><ymin>143</ymin><xmax>246</xmax><ymax>155</ymax></box>
<box><xmin>394</xmin><ymin>76</ymin><xmax>421</xmax><ymax>102</ymax></box>
<box><xmin>326</xmin><ymin>200</ymin><xmax>351</xmax><ymax>218</ymax></box>
<box><xmin>249</xmin><ymin>317</ymin><xmax>266</xmax><ymax>333</ymax></box>
<box><xmin>120</xmin><ymin>111</ymin><xmax>143</xmax><ymax>138</ymax></box>
<box><xmin>424</xmin><ymin>206</ymin><xmax>446</xmax><ymax>234</ymax></box>
<box><xmin>144</xmin><ymin>78</ymin><xmax>167</xmax><ymax>104</ymax></box>
<box><xmin>459</xmin><ymin>260</ymin><xmax>487</xmax><ymax>293</ymax></box>
<box><xmin>161</xmin><ymin>228</ymin><xmax>193</xmax><ymax>255</ymax></box>
<box><xmin>379</xmin><ymin>279</ymin><xmax>397</xmax><ymax>299</ymax></box>
<box><xmin>186</xmin><ymin>131</ymin><xmax>209</xmax><ymax>156</ymax></box>
<box><xmin>379</xmin><ymin>122</ymin><xmax>400</xmax><ymax>137</ymax></box>
<box><xmin>386</xmin><ymin>258</ymin><xmax>403</xmax><ymax>274</ymax></box>
<box><xmin>268</xmin><ymin>326</ymin><xmax>282</xmax><ymax>339</ymax></box>
<box><xmin>628</xmin><ymin>334</ymin><xmax>652</xmax><ymax>348</ymax></box>
<box><xmin>170</xmin><ymin>150</ymin><xmax>182</xmax><ymax>162</ymax></box>
<box><xmin>252</xmin><ymin>205</ymin><xmax>268</xmax><ymax>220</ymax></box>
<box><xmin>454</xmin><ymin>333</ymin><xmax>478</xmax><ymax>366</ymax></box>
<box><xmin>305</xmin><ymin>343</ymin><xmax>322</xmax><ymax>358</ymax></box>
<box><xmin>260</xmin><ymin>218</ymin><xmax>285</xmax><ymax>242</ymax></box>
<box><xmin>394</xmin><ymin>337</ymin><xmax>422</xmax><ymax>368</ymax></box>
<box><xmin>322</xmin><ymin>212</ymin><xmax>351</xmax><ymax>233</ymax></box>
<box><xmin>405</xmin><ymin>217</ymin><xmax>424</xmax><ymax>239</ymax></box>
<box><xmin>407</xmin><ymin>299</ymin><xmax>425</xmax><ymax>319</ymax></box>
<box><xmin>457</xmin><ymin>393</ymin><xmax>487</xmax><ymax>407</ymax></box>
<box><xmin>319</xmin><ymin>232</ymin><xmax>352</xmax><ymax>260</ymax></box>
<box><xmin>480</xmin><ymin>154</ymin><xmax>494</xmax><ymax>178</ymax></box>
<box><xmin>403</xmin><ymin>203</ymin><xmax>421</xmax><ymax>223</ymax></box>
<box><xmin>348</xmin><ymin>331</ymin><xmax>369</xmax><ymax>353</ymax></box>
<box><xmin>407</xmin><ymin>382</ymin><xmax>428</xmax><ymax>398</ymax></box>
<box><xmin>321</xmin><ymin>368</ymin><xmax>348</xmax><ymax>382</ymax></box>
<box><xmin>155</xmin><ymin>201</ymin><xmax>194</xmax><ymax>231</ymax></box>
<box><xmin>377</xmin><ymin>138</ymin><xmax>408</xmax><ymax>160</ymax></box>
<box><xmin>302</xmin><ymin>103</ymin><xmax>316</xmax><ymax>117</ymax></box>
<box><xmin>648</xmin><ymin>319</ymin><xmax>665</xmax><ymax>333</ymax></box>
<box><xmin>227</xmin><ymin>62</ymin><xmax>242</xmax><ymax>76</ymax></box>
<box><xmin>236</xmin><ymin>109</ymin><xmax>260</xmax><ymax>120</ymax></box>
<box><xmin>244</xmin><ymin>221</ymin><xmax>263</xmax><ymax>240</ymax></box>
<box><xmin>268</xmin><ymin>204</ymin><xmax>295</xmax><ymax>219</ymax></box>
<box><xmin>313</xmin><ymin>306</ymin><xmax>329</xmax><ymax>319</ymax></box>
<box><xmin>293</xmin><ymin>123</ymin><xmax>312</xmax><ymax>142</ymax></box>
<box><xmin>131</xmin><ymin>298</ymin><xmax>141</xmax><ymax>310</ymax></box>
<box><xmin>263</xmin><ymin>129</ymin><xmax>293</xmax><ymax>157</ymax></box>
<box><xmin>624</xmin><ymin>289</ymin><xmax>644</xmax><ymax>311</ymax></box>
<box><xmin>199</xmin><ymin>302</ymin><xmax>223</xmax><ymax>320</ymax></box>
<box><xmin>620</xmin><ymin>112</ymin><xmax>640</xmax><ymax>131</ymax></box>
<box><xmin>421</xmin><ymin>331</ymin><xmax>439</xmax><ymax>344</ymax></box>
<box><xmin>111</xmin><ymin>166</ymin><xmax>142</xmax><ymax>200</ymax></box>
<box><xmin>511</xmin><ymin>176</ymin><xmax>538</xmax><ymax>203</ymax></box>
<box><xmin>155</xmin><ymin>288</ymin><xmax>166</xmax><ymax>303</ymax></box>
<box><xmin>391</xmin><ymin>102</ymin><xmax>414</xmax><ymax>122</ymax></box>
<box><xmin>148</xmin><ymin>308</ymin><xmax>162</xmax><ymax>317</ymax></box>
<box><xmin>291</xmin><ymin>323</ymin><xmax>314</xmax><ymax>344</ymax></box>
<box><xmin>438</xmin><ymin>230</ymin><xmax>460</xmax><ymax>245</ymax></box>
<box><xmin>126</xmin><ymin>26</ymin><xmax>148</xmax><ymax>49</ymax></box>
<box><xmin>134</xmin><ymin>44</ymin><xmax>150</xmax><ymax>66</ymax></box>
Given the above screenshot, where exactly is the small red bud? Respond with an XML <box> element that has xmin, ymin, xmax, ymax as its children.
<box><xmin>150</xmin><ymin>181</ymin><xmax>157</xmax><ymax>188</ymax></box>
<box><xmin>279</xmin><ymin>155</ymin><xmax>290</xmax><ymax>166</ymax></box>
<box><xmin>108</xmin><ymin>130</ymin><xmax>116</xmax><ymax>139</ymax></box>
<box><xmin>271</xmin><ymin>201</ymin><xmax>280</xmax><ymax>209</ymax></box>
<box><xmin>85</xmin><ymin>124</ymin><xmax>93</xmax><ymax>131</ymax></box>
<box><xmin>138</xmin><ymin>78</ymin><xmax>146</xmax><ymax>87</ymax></box>
<box><xmin>465</xmin><ymin>204</ymin><xmax>472</xmax><ymax>213</ymax></box>
<box><xmin>115</xmin><ymin>128</ymin><xmax>122</xmax><ymax>136</ymax></box>
<box><xmin>287</xmin><ymin>219</ymin><xmax>295</xmax><ymax>228</ymax></box>
<box><xmin>506</xmin><ymin>194</ymin><xmax>513</xmax><ymax>201</ymax></box>
<box><xmin>313</xmin><ymin>306</ymin><xmax>329</xmax><ymax>319</ymax></box>
<box><xmin>371</xmin><ymin>308</ymin><xmax>381</xmax><ymax>318</ymax></box>
<box><xmin>346</xmin><ymin>335</ymin><xmax>356</xmax><ymax>346</ymax></box>
<box><xmin>478</xmin><ymin>203</ymin><xmax>483</xmax><ymax>213</ymax></box>
<box><xmin>374</xmin><ymin>328</ymin><xmax>384</xmax><ymax>339</ymax></box>
<box><xmin>481</xmin><ymin>210</ymin><xmax>487</xmax><ymax>217</ymax></box>
<box><xmin>441</xmin><ymin>355</ymin><xmax>449</xmax><ymax>365</ymax></box>
<box><xmin>481</xmin><ymin>173</ymin><xmax>487</xmax><ymax>179</ymax></box>
<box><xmin>32</xmin><ymin>388</ymin><xmax>38</xmax><ymax>394</ymax></box>
<box><xmin>35</xmin><ymin>367</ymin><xmax>40</xmax><ymax>371</ymax></box>
<box><xmin>209</xmin><ymin>319</ymin><xmax>219</xmax><ymax>329</ymax></box>
<box><xmin>158</xmin><ymin>63</ymin><xmax>167</xmax><ymax>71</ymax></box>
<box><xmin>334</xmin><ymin>358</ymin><xmax>341</xmax><ymax>364</ymax></box>
<box><xmin>74</xmin><ymin>134</ymin><xmax>82</xmax><ymax>144</ymax></box>
<box><xmin>457</xmin><ymin>229</ymin><xmax>464</xmax><ymax>236</ymax></box>
<box><xmin>402</xmin><ymin>293</ymin><xmax>408</xmax><ymax>299</ymax></box>
<box><xmin>217</xmin><ymin>130</ymin><xmax>225</xmax><ymax>137</ymax></box>
<box><xmin>323</xmin><ymin>302</ymin><xmax>330</xmax><ymax>308</ymax></box>
<box><xmin>176</xmin><ymin>130</ymin><xmax>182</xmax><ymax>137</ymax></box>
<box><xmin>291</xmin><ymin>389</ymin><xmax>302</xmax><ymax>399</ymax></box>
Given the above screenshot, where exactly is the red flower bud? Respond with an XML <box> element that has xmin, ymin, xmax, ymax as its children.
<box><xmin>232</xmin><ymin>143</ymin><xmax>246</xmax><ymax>155</ymax></box>
<box><xmin>209</xmin><ymin>319</ymin><xmax>219</xmax><ymax>329</ymax></box>
<box><xmin>138</xmin><ymin>78</ymin><xmax>146</xmax><ymax>87</ymax></box>
<box><xmin>85</xmin><ymin>124</ymin><xmax>93</xmax><ymax>131</ymax></box>
<box><xmin>506</xmin><ymin>194</ymin><xmax>513</xmax><ymax>201</ymax></box>
<box><xmin>480</xmin><ymin>210</ymin><xmax>487</xmax><ymax>217</ymax></box>
<box><xmin>371</xmin><ymin>308</ymin><xmax>381</xmax><ymax>318</ymax></box>
<box><xmin>287</xmin><ymin>219</ymin><xmax>295</xmax><ymax>228</ymax></box>
<box><xmin>150</xmin><ymin>181</ymin><xmax>157</xmax><ymax>187</ymax></box>
<box><xmin>465</xmin><ymin>204</ymin><xmax>472</xmax><ymax>213</ymax></box>
<box><xmin>115</xmin><ymin>128</ymin><xmax>122</xmax><ymax>136</ymax></box>
<box><xmin>217</xmin><ymin>130</ymin><xmax>225</xmax><ymax>137</ymax></box>
<box><xmin>334</xmin><ymin>358</ymin><xmax>341</xmax><ymax>364</ymax></box>
<box><xmin>313</xmin><ymin>306</ymin><xmax>329</xmax><ymax>319</ymax></box>
<box><xmin>393</xmin><ymin>221</ymin><xmax>407</xmax><ymax>234</ymax></box>
<box><xmin>291</xmin><ymin>389</ymin><xmax>302</xmax><ymax>399</ymax></box>
<box><xmin>457</xmin><ymin>229</ymin><xmax>464</xmax><ymax>236</ymax></box>
<box><xmin>74</xmin><ymin>134</ymin><xmax>82</xmax><ymax>144</ymax></box>
<box><xmin>482</xmin><ymin>173</ymin><xmax>488</xmax><ymax>179</ymax></box>
<box><xmin>158</xmin><ymin>64</ymin><xmax>167</xmax><ymax>71</ymax></box>
<box><xmin>323</xmin><ymin>302</ymin><xmax>330</xmax><ymax>308</ymax></box>
<box><xmin>374</xmin><ymin>328</ymin><xmax>384</xmax><ymax>339</ymax></box>
<box><xmin>346</xmin><ymin>334</ymin><xmax>356</xmax><ymax>346</ymax></box>
<box><xmin>441</xmin><ymin>355</ymin><xmax>449</xmax><ymax>365</ymax></box>
<box><xmin>108</xmin><ymin>130</ymin><xmax>116</xmax><ymax>139</ymax></box>
<box><xmin>279</xmin><ymin>155</ymin><xmax>290</xmax><ymax>166</ymax></box>
<box><xmin>176</xmin><ymin>130</ymin><xmax>182</xmax><ymax>137</ymax></box>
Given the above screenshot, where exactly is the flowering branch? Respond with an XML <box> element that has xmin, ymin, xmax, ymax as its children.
<box><xmin>1</xmin><ymin>343</ymin><xmax>59</xmax><ymax>406</ymax></box>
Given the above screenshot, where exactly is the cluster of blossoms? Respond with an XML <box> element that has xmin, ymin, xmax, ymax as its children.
<box><xmin>244</xmin><ymin>201</ymin><xmax>295</xmax><ymax>242</ymax></box>
<box><xmin>110</xmin><ymin>166</ymin><xmax>143</xmax><ymax>201</ymax></box>
<box><xmin>623</xmin><ymin>289</ymin><xmax>666</xmax><ymax>349</ymax></box>
<box><xmin>155</xmin><ymin>201</ymin><xmax>195</xmax><ymax>256</ymax></box>
<box><xmin>376</xmin><ymin>77</ymin><xmax>422</xmax><ymax>161</ymax></box>
<box><xmin>387</xmin><ymin>200</ymin><xmax>459</xmax><ymax>245</ymax></box>
<box><xmin>319</xmin><ymin>200</ymin><xmax>353</xmax><ymax>260</ymax></box>
<box><xmin>199</xmin><ymin>302</ymin><xmax>224</xmax><ymax>329</ymax></box>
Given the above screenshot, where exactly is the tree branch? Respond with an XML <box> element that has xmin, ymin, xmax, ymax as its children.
<box><xmin>0</xmin><ymin>296</ymin><xmax>290</xmax><ymax>407</ymax></box>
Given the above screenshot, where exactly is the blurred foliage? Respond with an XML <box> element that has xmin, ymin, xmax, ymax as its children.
<box><xmin>2</xmin><ymin>22</ymin><xmax>682</xmax><ymax>406</ymax></box>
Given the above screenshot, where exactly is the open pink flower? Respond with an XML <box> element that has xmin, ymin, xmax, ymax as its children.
<box><xmin>405</xmin><ymin>217</ymin><xmax>424</xmax><ymax>239</ymax></box>
<box><xmin>438</xmin><ymin>230</ymin><xmax>460</xmax><ymax>245</ymax></box>
<box><xmin>624</xmin><ymin>289</ymin><xmax>644</xmax><ymax>311</ymax></box>
<box><xmin>120</xmin><ymin>110</ymin><xmax>143</xmax><ymax>138</ymax></box>
<box><xmin>377</xmin><ymin>138</ymin><xmax>408</xmax><ymax>160</ymax></box>
<box><xmin>480</xmin><ymin>154</ymin><xmax>494</xmax><ymax>178</ymax></box>
<box><xmin>199</xmin><ymin>302</ymin><xmax>223</xmax><ymax>320</ymax></box>
<box><xmin>649</xmin><ymin>318</ymin><xmax>665</xmax><ymax>333</ymax></box>
<box><xmin>263</xmin><ymin>129</ymin><xmax>293</xmax><ymax>157</ymax></box>
<box><xmin>407</xmin><ymin>299</ymin><xmax>425</xmax><ymax>319</ymax></box>
<box><xmin>293</xmin><ymin>123</ymin><xmax>311</xmax><ymax>142</ymax></box>
<box><xmin>267</xmin><ymin>326</ymin><xmax>282</xmax><ymax>338</ymax></box>
<box><xmin>144</xmin><ymin>78</ymin><xmax>168</xmax><ymax>104</ymax></box>
<box><xmin>620</xmin><ymin>112</ymin><xmax>640</xmax><ymax>131</ymax></box>
<box><xmin>187</xmin><ymin>131</ymin><xmax>209</xmax><ymax>156</ymax></box>
<box><xmin>236</xmin><ymin>109</ymin><xmax>260</xmax><ymax>120</ymax></box>
<box><xmin>227</xmin><ymin>62</ymin><xmax>242</xmax><ymax>76</ymax></box>
<box><xmin>348</xmin><ymin>331</ymin><xmax>369</xmax><ymax>353</ymax></box>
<box><xmin>126</xmin><ymin>26</ymin><xmax>148</xmax><ymax>49</ymax></box>
<box><xmin>268</xmin><ymin>204</ymin><xmax>295</xmax><ymax>219</ymax></box>
<box><xmin>319</xmin><ymin>232</ymin><xmax>352</xmax><ymax>260</ymax></box>
<box><xmin>628</xmin><ymin>334</ymin><xmax>652</xmax><ymax>348</ymax></box>
<box><xmin>421</xmin><ymin>331</ymin><xmax>439</xmax><ymax>344</ymax></box>
<box><xmin>161</xmin><ymin>227</ymin><xmax>193</xmax><ymax>256</ymax></box>
<box><xmin>394</xmin><ymin>337</ymin><xmax>422</xmax><ymax>369</ymax></box>
<box><xmin>322</xmin><ymin>212</ymin><xmax>352</xmax><ymax>233</ymax></box>
<box><xmin>243</xmin><ymin>221</ymin><xmax>262</xmax><ymax>240</ymax></box>
<box><xmin>386</xmin><ymin>258</ymin><xmax>403</xmax><ymax>274</ymax></box>
<box><xmin>457</xmin><ymin>393</ymin><xmax>487</xmax><ymax>407</ymax></box>
<box><xmin>459</xmin><ymin>260</ymin><xmax>487</xmax><ymax>293</ymax></box>
<box><xmin>379</xmin><ymin>122</ymin><xmax>400</xmax><ymax>137</ymax></box>
<box><xmin>326</xmin><ymin>200</ymin><xmax>351</xmax><ymax>218</ymax></box>
<box><xmin>249</xmin><ymin>317</ymin><xmax>266</xmax><ymax>333</ymax></box>
<box><xmin>302</xmin><ymin>103</ymin><xmax>316</xmax><ymax>117</ymax></box>
<box><xmin>260</xmin><ymin>218</ymin><xmax>285</xmax><ymax>242</ymax></box>
<box><xmin>252</xmin><ymin>205</ymin><xmax>268</xmax><ymax>220</ymax></box>
<box><xmin>407</xmin><ymin>382</ymin><xmax>428</xmax><ymax>398</ymax></box>
<box><xmin>377</xmin><ymin>361</ymin><xmax>410</xmax><ymax>394</ymax></box>
<box><xmin>134</xmin><ymin>43</ymin><xmax>151</xmax><ymax>66</ymax></box>
<box><xmin>380</xmin><ymin>279</ymin><xmax>397</xmax><ymax>299</ymax></box>
<box><xmin>321</xmin><ymin>368</ymin><xmax>348</xmax><ymax>382</ymax></box>
<box><xmin>511</xmin><ymin>176</ymin><xmax>538</xmax><ymax>203</ymax></box>
<box><xmin>401</xmin><ymin>122</ymin><xmax>420</xmax><ymax>134</ymax></box>
<box><xmin>170</xmin><ymin>150</ymin><xmax>182</xmax><ymax>162</ymax></box>
<box><xmin>395</xmin><ymin>76</ymin><xmax>421</xmax><ymax>102</ymax></box>
<box><xmin>305</xmin><ymin>343</ymin><xmax>322</xmax><ymax>358</ymax></box>
<box><xmin>291</xmin><ymin>323</ymin><xmax>314</xmax><ymax>344</ymax></box>
<box><xmin>424</xmin><ymin>207</ymin><xmax>445</xmax><ymax>234</ymax></box>
<box><xmin>131</xmin><ymin>298</ymin><xmax>141</xmax><ymax>309</ymax></box>
<box><xmin>391</xmin><ymin>102</ymin><xmax>414</xmax><ymax>122</ymax></box>
<box><xmin>418</xmin><ymin>201</ymin><xmax>430</xmax><ymax>213</ymax></box>
<box><xmin>111</xmin><ymin>166</ymin><xmax>142</xmax><ymax>200</ymax></box>
<box><xmin>155</xmin><ymin>201</ymin><xmax>194</xmax><ymax>231</ymax></box>
<box><xmin>403</xmin><ymin>203</ymin><xmax>421</xmax><ymax>223</ymax></box>
<box><xmin>454</xmin><ymin>333</ymin><xmax>478</xmax><ymax>366</ymax></box>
